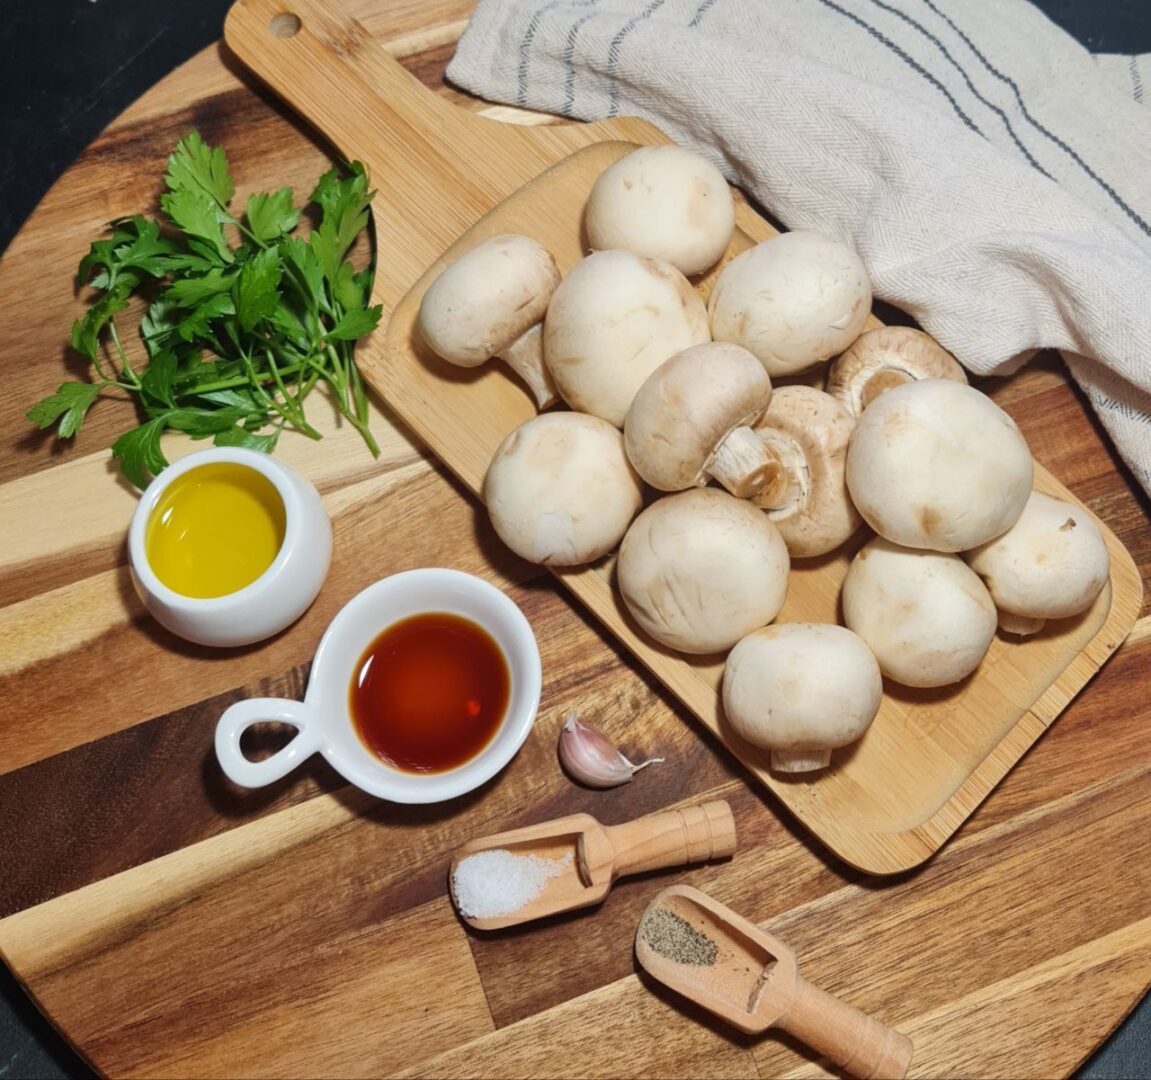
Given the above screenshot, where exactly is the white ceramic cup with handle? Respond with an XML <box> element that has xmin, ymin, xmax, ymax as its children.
<box><xmin>214</xmin><ymin>568</ymin><xmax>542</xmax><ymax>803</ymax></box>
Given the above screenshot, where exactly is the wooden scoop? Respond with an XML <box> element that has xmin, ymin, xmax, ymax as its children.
<box><xmin>635</xmin><ymin>885</ymin><xmax>914</xmax><ymax>1080</ymax></box>
<box><xmin>223</xmin><ymin>0</ymin><xmax>779</xmax><ymax>495</ymax></box>
<box><xmin>449</xmin><ymin>801</ymin><xmax>736</xmax><ymax>930</ymax></box>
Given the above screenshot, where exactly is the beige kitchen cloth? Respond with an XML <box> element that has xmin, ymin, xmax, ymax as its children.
<box><xmin>447</xmin><ymin>0</ymin><xmax>1151</xmax><ymax>494</ymax></box>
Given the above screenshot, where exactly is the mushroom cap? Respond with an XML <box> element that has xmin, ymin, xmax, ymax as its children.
<box><xmin>543</xmin><ymin>250</ymin><xmax>711</xmax><ymax>427</ymax></box>
<box><xmin>616</xmin><ymin>488</ymin><xmax>790</xmax><ymax>654</ymax></box>
<box><xmin>722</xmin><ymin>623</ymin><xmax>882</xmax><ymax>755</ymax></box>
<box><xmin>842</xmin><ymin>537</ymin><xmax>998</xmax><ymax>688</ymax></box>
<box><xmin>584</xmin><ymin>145</ymin><xmax>736</xmax><ymax>276</ymax></box>
<box><xmin>751</xmin><ymin>385</ymin><xmax>861</xmax><ymax>557</ymax></box>
<box><xmin>826</xmin><ymin>326</ymin><xmax>967</xmax><ymax>417</ymax></box>
<box><xmin>964</xmin><ymin>490</ymin><xmax>1110</xmax><ymax>620</ymax></box>
<box><xmin>845</xmin><ymin>379</ymin><xmax>1034</xmax><ymax>551</ymax></box>
<box><xmin>624</xmin><ymin>342</ymin><xmax>772</xmax><ymax>491</ymax></box>
<box><xmin>707</xmin><ymin>231</ymin><xmax>872</xmax><ymax>377</ymax></box>
<box><xmin>483</xmin><ymin>412</ymin><xmax>644</xmax><ymax>566</ymax></box>
<box><xmin>417</xmin><ymin>234</ymin><xmax>561</xmax><ymax>367</ymax></box>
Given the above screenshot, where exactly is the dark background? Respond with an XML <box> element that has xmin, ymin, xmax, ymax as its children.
<box><xmin>1</xmin><ymin>1</ymin><xmax>1148</xmax><ymax>1077</ymax></box>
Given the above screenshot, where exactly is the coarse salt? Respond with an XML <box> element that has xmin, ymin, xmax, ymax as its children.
<box><xmin>451</xmin><ymin>848</ymin><xmax>573</xmax><ymax>919</ymax></box>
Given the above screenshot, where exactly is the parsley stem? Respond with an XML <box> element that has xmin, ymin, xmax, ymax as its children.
<box><xmin>107</xmin><ymin>322</ymin><xmax>143</xmax><ymax>389</ymax></box>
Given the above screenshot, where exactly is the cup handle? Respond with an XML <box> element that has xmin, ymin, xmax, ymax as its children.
<box><xmin>215</xmin><ymin>698</ymin><xmax>324</xmax><ymax>788</ymax></box>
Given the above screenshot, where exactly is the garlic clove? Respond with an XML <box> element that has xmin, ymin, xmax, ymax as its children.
<box><xmin>557</xmin><ymin>710</ymin><xmax>663</xmax><ymax>789</ymax></box>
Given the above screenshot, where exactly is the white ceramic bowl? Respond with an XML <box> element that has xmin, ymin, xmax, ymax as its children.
<box><xmin>128</xmin><ymin>446</ymin><xmax>332</xmax><ymax>647</ymax></box>
<box><xmin>214</xmin><ymin>568</ymin><xmax>542</xmax><ymax>803</ymax></box>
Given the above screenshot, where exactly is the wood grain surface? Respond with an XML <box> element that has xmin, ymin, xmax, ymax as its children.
<box><xmin>0</xmin><ymin>1</ymin><xmax>1148</xmax><ymax>1077</ymax></box>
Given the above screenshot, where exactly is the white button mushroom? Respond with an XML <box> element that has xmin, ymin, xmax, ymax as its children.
<box><xmin>842</xmin><ymin>537</ymin><xmax>998</xmax><ymax>688</ymax></box>
<box><xmin>845</xmin><ymin>379</ymin><xmax>1034</xmax><ymax>552</ymax></box>
<box><xmin>707</xmin><ymin>231</ymin><xmax>872</xmax><ymax>377</ymax></box>
<box><xmin>417</xmin><ymin>233</ymin><xmax>562</xmax><ymax>409</ymax></box>
<box><xmin>750</xmin><ymin>385</ymin><xmax>862</xmax><ymax>558</ymax></box>
<box><xmin>964</xmin><ymin>490</ymin><xmax>1111</xmax><ymax>636</ymax></box>
<box><xmin>483</xmin><ymin>412</ymin><xmax>644</xmax><ymax>566</ymax></box>
<box><xmin>624</xmin><ymin>342</ymin><xmax>776</xmax><ymax>499</ymax></box>
<box><xmin>826</xmin><ymin>326</ymin><xmax>967</xmax><ymax>417</ymax></box>
<box><xmin>616</xmin><ymin>488</ymin><xmax>790</xmax><ymax>655</ymax></box>
<box><xmin>584</xmin><ymin>145</ymin><xmax>736</xmax><ymax>276</ymax></box>
<box><xmin>543</xmin><ymin>250</ymin><xmax>710</xmax><ymax>427</ymax></box>
<box><xmin>722</xmin><ymin>623</ymin><xmax>883</xmax><ymax>773</ymax></box>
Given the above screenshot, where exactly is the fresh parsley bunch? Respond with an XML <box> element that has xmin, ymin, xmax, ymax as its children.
<box><xmin>27</xmin><ymin>132</ymin><xmax>382</xmax><ymax>488</ymax></box>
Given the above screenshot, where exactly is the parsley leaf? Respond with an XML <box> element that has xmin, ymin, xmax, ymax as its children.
<box><xmin>112</xmin><ymin>417</ymin><xmax>169</xmax><ymax>490</ymax></box>
<box><xmin>160</xmin><ymin>186</ymin><xmax>233</xmax><ymax>265</ymax></box>
<box><xmin>308</xmin><ymin>161</ymin><xmax>374</xmax><ymax>284</ymax></box>
<box><xmin>164</xmin><ymin>131</ymin><xmax>235</xmax><ymax>211</ymax></box>
<box><xmin>234</xmin><ymin>246</ymin><xmax>282</xmax><ymax>332</ymax></box>
<box><xmin>246</xmin><ymin>188</ymin><xmax>299</xmax><ymax>243</ymax></box>
<box><xmin>25</xmin><ymin>382</ymin><xmax>102</xmax><ymax>439</ymax></box>
<box><xmin>213</xmin><ymin>426</ymin><xmax>281</xmax><ymax>454</ymax></box>
<box><xmin>327</xmin><ymin>305</ymin><xmax>382</xmax><ymax>341</ymax></box>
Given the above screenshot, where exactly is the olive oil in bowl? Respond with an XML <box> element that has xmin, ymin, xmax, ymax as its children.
<box><xmin>145</xmin><ymin>461</ymin><xmax>287</xmax><ymax>598</ymax></box>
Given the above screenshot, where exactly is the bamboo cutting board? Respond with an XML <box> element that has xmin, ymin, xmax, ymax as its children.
<box><xmin>0</xmin><ymin>1</ymin><xmax>1149</xmax><ymax>1078</ymax></box>
<box><xmin>223</xmin><ymin>0</ymin><xmax>1142</xmax><ymax>875</ymax></box>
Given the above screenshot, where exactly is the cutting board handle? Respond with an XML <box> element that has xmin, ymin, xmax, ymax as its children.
<box><xmin>224</xmin><ymin>0</ymin><xmax>492</xmax><ymax>166</ymax></box>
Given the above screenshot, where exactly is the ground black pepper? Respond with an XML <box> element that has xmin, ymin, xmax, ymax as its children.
<box><xmin>639</xmin><ymin>907</ymin><xmax>719</xmax><ymax>966</ymax></box>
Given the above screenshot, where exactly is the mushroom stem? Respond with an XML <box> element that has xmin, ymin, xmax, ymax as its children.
<box><xmin>501</xmin><ymin>324</ymin><xmax>558</xmax><ymax>409</ymax></box>
<box><xmin>753</xmin><ymin>429</ymin><xmax>807</xmax><ymax>512</ymax></box>
<box><xmin>770</xmin><ymin>749</ymin><xmax>833</xmax><ymax>773</ymax></box>
<box><xmin>997</xmin><ymin>610</ymin><xmax>1046</xmax><ymax>637</ymax></box>
<box><xmin>707</xmin><ymin>425</ymin><xmax>779</xmax><ymax>499</ymax></box>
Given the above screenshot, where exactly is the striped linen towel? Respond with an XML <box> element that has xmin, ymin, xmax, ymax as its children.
<box><xmin>447</xmin><ymin>0</ymin><xmax>1151</xmax><ymax>495</ymax></box>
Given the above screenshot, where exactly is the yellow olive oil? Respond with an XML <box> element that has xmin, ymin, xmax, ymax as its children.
<box><xmin>145</xmin><ymin>462</ymin><xmax>287</xmax><ymax>598</ymax></box>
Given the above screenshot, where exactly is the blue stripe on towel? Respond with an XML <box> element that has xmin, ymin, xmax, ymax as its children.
<box><xmin>519</xmin><ymin>0</ymin><xmax>567</xmax><ymax>105</ymax></box>
<box><xmin>865</xmin><ymin>0</ymin><xmax>1052</xmax><ymax>177</ymax></box>
<box><xmin>1132</xmin><ymin>56</ymin><xmax>1145</xmax><ymax>104</ymax></box>
<box><xmin>815</xmin><ymin>0</ymin><xmax>983</xmax><ymax>136</ymax></box>
<box><xmin>689</xmin><ymin>0</ymin><xmax>719</xmax><ymax>29</ymax></box>
<box><xmin>563</xmin><ymin>1</ymin><xmax>601</xmax><ymax>116</ymax></box>
<box><xmin>606</xmin><ymin>0</ymin><xmax>668</xmax><ymax>116</ymax></box>
<box><xmin>920</xmin><ymin>0</ymin><xmax>1151</xmax><ymax>237</ymax></box>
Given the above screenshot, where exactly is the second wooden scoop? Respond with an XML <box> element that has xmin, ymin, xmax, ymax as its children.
<box><xmin>635</xmin><ymin>885</ymin><xmax>914</xmax><ymax>1079</ymax></box>
<box><xmin>449</xmin><ymin>801</ymin><xmax>736</xmax><ymax>930</ymax></box>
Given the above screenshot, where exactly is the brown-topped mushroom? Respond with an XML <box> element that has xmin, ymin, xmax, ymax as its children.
<box><xmin>826</xmin><ymin>326</ymin><xmax>967</xmax><ymax>416</ymax></box>
<box><xmin>543</xmin><ymin>249</ymin><xmax>710</xmax><ymax>427</ymax></box>
<box><xmin>483</xmin><ymin>412</ymin><xmax>644</xmax><ymax>566</ymax></box>
<box><xmin>624</xmin><ymin>342</ymin><xmax>775</xmax><ymax>499</ymax></box>
<box><xmin>418</xmin><ymin>234</ymin><xmax>562</xmax><ymax>408</ymax></box>
<box><xmin>616</xmin><ymin>488</ymin><xmax>790</xmax><ymax>655</ymax></box>
<box><xmin>750</xmin><ymin>386</ymin><xmax>861</xmax><ymax>557</ymax></box>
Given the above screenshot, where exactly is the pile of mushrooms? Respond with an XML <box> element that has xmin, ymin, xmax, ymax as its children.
<box><xmin>414</xmin><ymin>142</ymin><xmax>1111</xmax><ymax>777</ymax></box>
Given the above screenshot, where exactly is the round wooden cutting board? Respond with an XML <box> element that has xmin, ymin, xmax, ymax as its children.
<box><xmin>0</xmin><ymin>1</ymin><xmax>1148</xmax><ymax>1078</ymax></box>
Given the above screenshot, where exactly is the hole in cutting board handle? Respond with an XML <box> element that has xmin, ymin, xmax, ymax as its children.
<box><xmin>269</xmin><ymin>12</ymin><xmax>302</xmax><ymax>37</ymax></box>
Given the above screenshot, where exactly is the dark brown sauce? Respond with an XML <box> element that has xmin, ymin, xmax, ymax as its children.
<box><xmin>349</xmin><ymin>612</ymin><xmax>510</xmax><ymax>774</ymax></box>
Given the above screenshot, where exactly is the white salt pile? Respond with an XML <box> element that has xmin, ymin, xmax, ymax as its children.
<box><xmin>452</xmin><ymin>848</ymin><xmax>573</xmax><ymax>919</ymax></box>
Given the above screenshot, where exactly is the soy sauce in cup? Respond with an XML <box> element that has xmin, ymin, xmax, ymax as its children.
<box><xmin>215</xmin><ymin>569</ymin><xmax>541</xmax><ymax>804</ymax></box>
<box><xmin>350</xmin><ymin>612</ymin><xmax>510</xmax><ymax>773</ymax></box>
